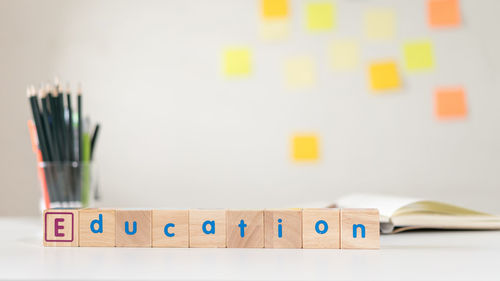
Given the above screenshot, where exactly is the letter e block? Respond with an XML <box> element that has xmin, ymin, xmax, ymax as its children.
<box><xmin>189</xmin><ymin>210</ymin><xmax>226</xmax><ymax>248</ymax></box>
<box><xmin>302</xmin><ymin>208</ymin><xmax>340</xmax><ymax>249</ymax></box>
<box><xmin>116</xmin><ymin>210</ymin><xmax>152</xmax><ymax>247</ymax></box>
<box><xmin>43</xmin><ymin>209</ymin><xmax>79</xmax><ymax>247</ymax></box>
<box><xmin>226</xmin><ymin>210</ymin><xmax>264</xmax><ymax>248</ymax></box>
<box><xmin>79</xmin><ymin>209</ymin><xmax>116</xmax><ymax>247</ymax></box>
<box><xmin>264</xmin><ymin>209</ymin><xmax>302</xmax><ymax>248</ymax></box>
<box><xmin>340</xmin><ymin>209</ymin><xmax>380</xmax><ymax>249</ymax></box>
<box><xmin>152</xmin><ymin>210</ymin><xmax>189</xmax><ymax>248</ymax></box>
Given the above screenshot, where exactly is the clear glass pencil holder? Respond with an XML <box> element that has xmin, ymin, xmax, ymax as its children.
<box><xmin>36</xmin><ymin>161</ymin><xmax>97</xmax><ymax>211</ymax></box>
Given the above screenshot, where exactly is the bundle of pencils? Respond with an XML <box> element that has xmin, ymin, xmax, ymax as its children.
<box><xmin>27</xmin><ymin>79</ymin><xmax>101</xmax><ymax>209</ymax></box>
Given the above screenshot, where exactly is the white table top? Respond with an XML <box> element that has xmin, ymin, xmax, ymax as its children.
<box><xmin>1</xmin><ymin>217</ymin><xmax>499</xmax><ymax>281</ymax></box>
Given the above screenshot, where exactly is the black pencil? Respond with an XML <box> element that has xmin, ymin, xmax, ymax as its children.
<box><xmin>77</xmin><ymin>84</ymin><xmax>82</xmax><ymax>162</ymax></box>
<box><xmin>90</xmin><ymin>124</ymin><xmax>100</xmax><ymax>160</ymax></box>
<box><xmin>66</xmin><ymin>84</ymin><xmax>74</xmax><ymax>162</ymax></box>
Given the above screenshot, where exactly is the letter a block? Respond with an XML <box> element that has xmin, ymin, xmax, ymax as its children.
<box><xmin>189</xmin><ymin>210</ymin><xmax>226</xmax><ymax>248</ymax></box>
<box><xmin>116</xmin><ymin>210</ymin><xmax>152</xmax><ymax>247</ymax></box>
<box><xmin>226</xmin><ymin>210</ymin><xmax>264</xmax><ymax>248</ymax></box>
<box><xmin>43</xmin><ymin>209</ymin><xmax>79</xmax><ymax>247</ymax></box>
<box><xmin>340</xmin><ymin>209</ymin><xmax>380</xmax><ymax>249</ymax></box>
<box><xmin>79</xmin><ymin>209</ymin><xmax>116</xmax><ymax>247</ymax></box>
<box><xmin>152</xmin><ymin>210</ymin><xmax>189</xmax><ymax>248</ymax></box>
<box><xmin>264</xmin><ymin>209</ymin><xmax>302</xmax><ymax>248</ymax></box>
<box><xmin>302</xmin><ymin>208</ymin><xmax>340</xmax><ymax>249</ymax></box>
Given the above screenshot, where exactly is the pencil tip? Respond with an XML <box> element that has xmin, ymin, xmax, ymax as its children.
<box><xmin>77</xmin><ymin>83</ymin><xmax>82</xmax><ymax>95</ymax></box>
<box><xmin>26</xmin><ymin>86</ymin><xmax>31</xmax><ymax>98</ymax></box>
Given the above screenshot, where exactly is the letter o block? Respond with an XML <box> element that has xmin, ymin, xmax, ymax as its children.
<box><xmin>302</xmin><ymin>208</ymin><xmax>340</xmax><ymax>249</ymax></box>
<box><xmin>79</xmin><ymin>209</ymin><xmax>116</xmax><ymax>247</ymax></box>
<box><xmin>189</xmin><ymin>210</ymin><xmax>226</xmax><ymax>248</ymax></box>
<box><xmin>341</xmin><ymin>209</ymin><xmax>380</xmax><ymax>249</ymax></box>
<box><xmin>43</xmin><ymin>209</ymin><xmax>79</xmax><ymax>247</ymax></box>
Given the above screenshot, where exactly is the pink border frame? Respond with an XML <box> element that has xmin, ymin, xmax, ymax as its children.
<box><xmin>44</xmin><ymin>212</ymin><xmax>74</xmax><ymax>242</ymax></box>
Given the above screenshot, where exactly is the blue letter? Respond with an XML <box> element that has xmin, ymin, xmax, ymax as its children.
<box><xmin>125</xmin><ymin>221</ymin><xmax>137</xmax><ymax>235</ymax></box>
<box><xmin>277</xmin><ymin>218</ymin><xmax>283</xmax><ymax>238</ymax></box>
<box><xmin>315</xmin><ymin>220</ymin><xmax>328</xmax><ymax>234</ymax></box>
<box><xmin>202</xmin><ymin>220</ymin><xmax>215</xmax><ymax>234</ymax></box>
<box><xmin>164</xmin><ymin>223</ymin><xmax>175</xmax><ymax>237</ymax></box>
<box><xmin>238</xmin><ymin>220</ymin><xmax>247</xmax><ymax>238</ymax></box>
<box><xmin>352</xmin><ymin>224</ymin><xmax>366</xmax><ymax>238</ymax></box>
<box><xmin>90</xmin><ymin>214</ymin><xmax>103</xmax><ymax>234</ymax></box>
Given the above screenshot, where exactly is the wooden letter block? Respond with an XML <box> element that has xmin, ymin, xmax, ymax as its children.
<box><xmin>116</xmin><ymin>210</ymin><xmax>152</xmax><ymax>247</ymax></box>
<box><xmin>152</xmin><ymin>210</ymin><xmax>189</xmax><ymax>248</ymax></box>
<box><xmin>189</xmin><ymin>210</ymin><xmax>226</xmax><ymax>248</ymax></box>
<box><xmin>43</xmin><ymin>209</ymin><xmax>79</xmax><ymax>247</ymax></box>
<box><xmin>341</xmin><ymin>209</ymin><xmax>380</xmax><ymax>249</ymax></box>
<box><xmin>226</xmin><ymin>210</ymin><xmax>264</xmax><ymax>248</ymax></box>
<box><xmin>302</xmin><ymin>208</ymin><xmax>340</xmax><ymax>249</ymax></box>
<box><xmin>264</xmin><ymin>209</ymin><xmax>302</xmax><ymax>248</ymax></box>
<box><xmin>79</xmin><ymin>209</ymin><xmax>116</xmax><ymax>247</ymax></box>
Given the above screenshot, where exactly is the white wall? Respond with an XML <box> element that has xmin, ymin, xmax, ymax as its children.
<box><xmin>1</xmin><ymin>0</ymin><xmax>500</xmax><ymax>216</ymax></box>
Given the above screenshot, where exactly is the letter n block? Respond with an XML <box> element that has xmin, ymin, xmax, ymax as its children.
<box><xmin>189</xmin><ymin>209</ymin><xmax>226</xmax><ymax>248</ymax></box>
<box><xmin>43</xmin><ymin>209</ymin><xmax>79</xmax><ymax>247</ymax></box>
<box><xmin>152</xmin><ymin>210</ymin><xmax>189</xmax><ymax>248</ymax></box>
<box><xmin>79</xmin><ymin>209</ymin><xmax>116</xmax><ymax>247</ymax></box>
<box><xmin>116</xmin><ymin>210</ymin><xmax>152</xmax><ymax>247</ymax></box>
<box><xmin>302</xmin><ymin>208</ymin><xmax>340</xmax><ymax>249</ymax></box>
<box><xmin>264</xmin><ymin>209</ymin><xmax>302</xmax><ymax>248</ymax></box>
<box><xmin>226</xmin><ymin>210</ymin><xmax>264</xmax><ymax>248</ymax></box>
<box><xmin>340</xmin><ymin>209</ymin><xmax>380</xmax><ymax>249</ymax></box>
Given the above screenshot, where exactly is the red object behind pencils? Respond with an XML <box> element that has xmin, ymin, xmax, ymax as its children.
<box><xmin>28</xmin><ymin>120</ymin><xmax>50</xmax><ymax>209</ymax></box>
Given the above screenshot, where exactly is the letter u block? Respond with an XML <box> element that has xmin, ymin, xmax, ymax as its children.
<box><xmin>79</xmin><ymin>209</ymin><xmax>116</xmax><ymax>247</ymax></box>
<box><xmin>116</xmin><ymin>210</ymin><xmax>152</xmax><ymax>247</ymax></box>
<box><xmin>264</xmin><ymin>209</ymin><xmax>302</xmax><ymax>248</ymax></box>
<box><xmin>43</xmin><ymin>209</ymin><xmax>79</xmax><ymax>247</ymax></box>
<box><xmin>302</xmin><ymin>208</ymin><xmax>340</xmax><ymax>249</ymax></box>
<box><xmin>340</xmin><ymin>209</ymin><xmax>380</xmax><ymax>249</ymax></box>
<box><xmin>152</xmin><ymin>210</ymin><xmax>189</xmax><ymax>248</ymax></box>
<box><xmin>189</xmin><ymin>209</ymin><xmax>226</xmax><ymax>248</ymax></box>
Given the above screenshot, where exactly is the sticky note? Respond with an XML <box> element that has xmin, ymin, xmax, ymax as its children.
<box><xmin>403</xmin><ymin>40</ymin><xmax>434</xmax><ymax>71</ymax></box>
<box><xmin>329</xmin><ymin>40</ymin><xmax>359</xmax><ymax>70</ymax></box>
<box><xmin>368</xmin><ymin>61</ymin><xmax>401</xmax><ymax>91</ymax></box>
<box><xmin>262</xmin><ymin>0</ymin><xmax>288</xmax><ymax>19</ymax></box>
<box><xmin>306</xmin><ymin>2</ymin><xmax>335</xmax><ymax>31</ymax></box>
<box><xmin>292</xmin><ymin>134</ymin><xmax>319</xmax><ymax>161</ymax></box>
<box><xmin>428</xmin><ymin>0</ymin><xmax>461</xmax><ymax>27</ymax></box>
<box><xmin>435</xmin><ymin>87</ymin><xmax>467</xmax><ymax>119</ymax></box>
<box><xmin>284</xmin><ymin>57</ymin><xmax>316</xmax><ymax>89</ymax></box>
<box><xmin>224</xmin><ymin>48</ymin><xmax>251</xmax><ymax>76</ymax></box>
<box><xmin>364</xmin><ymin>9</ymin><xmax>395</xmax><ymax>40</ymax></box>
<box><xmin>260</xmin><ymin>19</ymin><xmax>289</xmax><ymax>41</ymax></box>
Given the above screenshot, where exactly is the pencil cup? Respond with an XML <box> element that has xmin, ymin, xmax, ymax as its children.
<box><xmin>37</xmin><ymin>161</ymin><xmax>96</xmax><ymax>210</ymax></box>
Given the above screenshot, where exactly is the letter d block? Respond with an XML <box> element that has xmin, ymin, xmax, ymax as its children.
<box><xmin>341</xmin><ymin>209</ymin><xmax>380</xmax><ymax>249</ymax></box>
<box><xmin>43</xmin><ymin>209</ymin><xmax>79</xmax><ymax>247</ymax></box>
<box><xmin>79</xmin><ymin>209</ymin><xmax>116</xmax><ymax>247</ymax></box>
<box><xmin>302</xmin><ymin>208</ymin><xmax>340</xmax><ymax>249</ymax></box>
<box><xmin>116</xmin><ymin>210</ymin><xmax>152</xmax><ymax>247</ymax></box>
<box><xmin>264</xmin><ymin>209</ymin><xmax>302</xmax><ymax>248</ymax></box>
<box><xmin>189</xmin><ymin>210</ymin><xmax>226</xmax><ymax>248</ymax></box>
<box><xmin>152</xmin><ymin>210</ymin><xmax>189</xmax><ymax>248</ymax></box>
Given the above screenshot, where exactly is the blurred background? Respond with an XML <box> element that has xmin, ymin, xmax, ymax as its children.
<box><xmin>1</xmin><ymin>0</ymin><xmax>499</xmax><ymax>216</ymax></box>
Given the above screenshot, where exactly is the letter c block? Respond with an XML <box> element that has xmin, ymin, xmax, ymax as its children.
<box><xmin>152</xmin><ymin>210</ymin><xmax>189</xmax><ymax>248</ymax></box>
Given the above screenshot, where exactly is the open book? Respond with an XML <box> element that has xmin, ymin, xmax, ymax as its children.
<box><xmin>331</xmin><ymin>194</ymin><xmax>500</xmax><ymax>234</ymax></box>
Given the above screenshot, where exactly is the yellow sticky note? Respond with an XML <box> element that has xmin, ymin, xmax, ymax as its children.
<box><xmin>329</xmin><ymin>40</ymin><xmax>359</xmax><ymax>70</ymax></box>
<box><xmin>403</xmin><ymin>40</ymin><xmax>434</xmax><ymax>71</ymax></box>
<box><xmin>260</xmin><ymin>19</ymin><xmax>289</xmax><ymax>41</ymax></box>
<box><xmin>364</xmin><ymin>9</ymin><xmax>395</xmax><ymax>40</ymax></box>
<box><xmin>224</xmin><ymin>48</ymin><xmax>251</xmax><ymax>76</ymax></box>
<box><xmin>368</xmin><ymin>61</ymin><xmax>401</xmax><ymax>91</ymax></box>
<box><xmin>292</xmin><ymin>134</ymin><xmax>319</xmax><ymax>161</ymax></box>
<box><xmin>306</xmin><ymin>2</ymin><xmax>335</xmax><ymax>31</ymax></box>
<box><xmin>262</xmin><ymin>0</ymin><xmax>288</xmax><ymax>19</ymax></box>
<box><xmin>284</xmin><ymin>57</ymin><xmax>316</xmax><ymax>89</ymax></box>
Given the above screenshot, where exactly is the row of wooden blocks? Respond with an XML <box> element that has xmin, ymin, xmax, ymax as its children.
<box><xmin>43</xmin><ymin>208</ymin><xmax>380</xmax><ymax>249</ymax></box>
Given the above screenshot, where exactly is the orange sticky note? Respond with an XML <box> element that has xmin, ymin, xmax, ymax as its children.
<box><xmin>262</xmin><ymin>0</ymin><xmax>288</xmax><ymax>19</ymax></box>
<box><xmin>435</xmin><ymin>87</ymin><xmax>467</xmax><ymax>119</ymax></box>
<box><xmin>292</xmin><ymin>134</ymin><xmax>319</xmax><ymax>162</ymax></box>
<box><xmin>428</xmin><ymin>0</ymin><xmax>461</xmax><ymax>27</ymax></box>
<box><xmin>368</xmin><ymin>61</ymin><xmax>401</xmax><ymax>91</ymax></box>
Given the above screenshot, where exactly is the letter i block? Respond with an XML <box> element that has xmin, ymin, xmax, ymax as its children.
<box><xmin>152</xmin><ymin>210</ymin><xmax>189</xmax><ymax>248</ymax></box>
<box><xmin>340</xmin><ymin>209</ymin><xmax>380</xmax><ymax>249</ymax></box>
<box><xmin>189</xmin><ymin>210</ymin><xmax>226</xmax><ymax>248</ymax></box>
<box><xmin>226</xmin><ymin>210</ymin><xmax>264</xmax><ymax>248</ymax></box>
<box><xmin>264</xmin><ymin>209</ymin><xmax>302</xmax><ymax>248</ymax></box>
<box><xmin>302</xmin><ymin>208</ymin><xmax>340</xmax><ymax>249</ymax></box>
<box><xmin>79</xmin><ymin>209</ymin><xmax>116</xmax><ymax>247</ymax></box>
<box><xmin>116</xmin><ymin>210</ymin><xmax>152</xmax><ymax>247</ymax></box>
<box><xmin>43</xmin><ymin>209</ymin><xmax>79</xmax><ymax>247</ymax></box>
